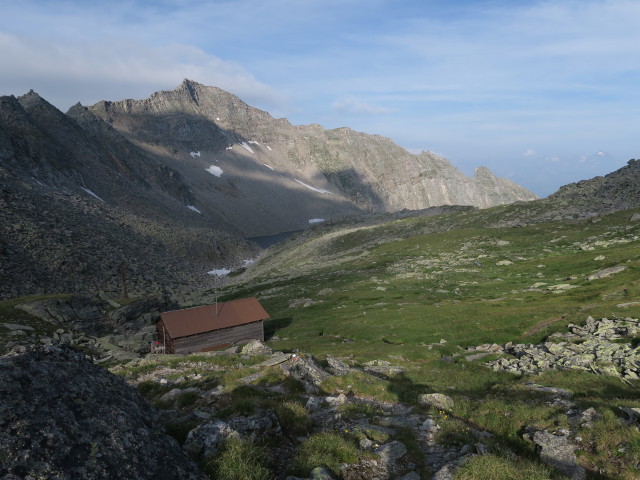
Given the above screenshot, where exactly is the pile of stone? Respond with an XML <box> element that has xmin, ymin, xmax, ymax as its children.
<box><xmin>2</xmin><ymin>295</ymin><xmax>171</xmax><ymax>359</ymax></box>
<box><xmin>485</xmin><ymin>316</ymin><xmax>640</xmax><ymax>380</ymax></box>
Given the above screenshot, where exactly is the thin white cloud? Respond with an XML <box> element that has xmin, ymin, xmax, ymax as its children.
<box><xmin>0</xmin><ymin>33</ymin><xmax>288</xmax><ymax>111</ymax></box>
<box><xmin>523</xmin><ymin>149</ymin><xmax>537</xmax><ymax>157</ymax></box>
<box><xmin>331</xmin><ymin>96</ymin><xmax>395</xmax><ymax>115</ymax></box>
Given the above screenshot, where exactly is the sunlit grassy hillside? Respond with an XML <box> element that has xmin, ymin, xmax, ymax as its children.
<box><xmin>224</xmin><ymin>205</ymin><xmax>640</xmax><ymax>358</ymax></box>
<box><xmin>206</xmin><ymin>204</ymin><xmax>640</xmax><ymax>478</ymax></box>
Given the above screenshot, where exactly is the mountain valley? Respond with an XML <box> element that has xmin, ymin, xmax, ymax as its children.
<box><xmin>1</xmin><ymin>80</ymin><xmax>640</xmax><ymax>479</ymax></box>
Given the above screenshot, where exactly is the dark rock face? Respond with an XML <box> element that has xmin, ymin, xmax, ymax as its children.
<box><xmin>0</xmin><ymin>345</ymin><xmax>207</xmax><ymax>480</ymax></box>
<box><xmin>550</xmin><ymin>159</ymin><xmax>640</xmax><ymax>211</ymax></box>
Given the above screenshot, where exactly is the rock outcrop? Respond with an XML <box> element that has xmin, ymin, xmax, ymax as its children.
<box><xmin>550</xmin><ymin>159</ymin><xmax>640</xmax><ymax>211</ymax></box>
<box><xmin>0</xmin><ymin>344</ymin><xmax>206</xmax><ymax>480</ymax></box>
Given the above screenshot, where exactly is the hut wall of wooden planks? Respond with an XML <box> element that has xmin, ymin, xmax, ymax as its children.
<box><xmin>157</xmin><ymin>297</ymin><xmax>269</xmax><ymax>354</ymax></box>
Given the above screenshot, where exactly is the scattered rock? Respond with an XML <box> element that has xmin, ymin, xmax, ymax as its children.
<box><xmin>363</xmin><ymin>360</ymin><xmax>404</xmax><ymax>377</ymax></box>
<box><xmin>585</xmin><ymin>265</ymin><xmax>627</xmax><ymax>281</ymax></box>
<box><xmin>417</xmin><ymin>393</ymin><xmax>455</xmax><ymax>411</ymax></box>
<box><xmin>309</xmin><ymin>466</ymin><xmax>335</xmax><ymax>479</ymax></box>
<box><xmin>240</xmin><ymin>339</ymin><xmax>273</xmax><ymax>356</ymax></box>
<box><xmin>528</xmin><ymin>430</ymin><xmax>586</xmax><ymax>480</ymax></box>
<box><xmin>375</xmin><ymin>440</ymin><xmax>407</xmax><ymax>464</ymax></box>
<box><xmin>326</xmin><ymin>355</ymin><xmax>352</xmax><ymax>375</ymax></box>
<box><xmin>487</xmin><ymin>316</ymin><xmax>640</xmax><ymax>380</ymax></box>
<box><xmin>184</xmin><ymin>419</ymin><xmax>238</xmax><ymax>460</ymax></box>
<box><xmin>282</xmin><ymin>355</ymin><xmax>330</xmax><ymax>393</ymax></box>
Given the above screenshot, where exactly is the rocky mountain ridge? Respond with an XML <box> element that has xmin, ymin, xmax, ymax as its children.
<box><xmin>0</xmin><ymin>80</ymin><xmax>537</xmax><ymax>300</ymax></box>
<box><xmin>88</xmin><ymin>79</ymin><xmax>538</xmax><ymax>221</ymax></box>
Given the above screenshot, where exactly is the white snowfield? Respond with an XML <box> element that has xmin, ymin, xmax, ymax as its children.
<box><xmin>308</xmin><ymin>218</ymin><xmax>325</xmax><ymax>224</ymax></box>
<box><xmin>206</xmin><ymin>165</ymin><xmax>223</xmax><ymax>177</ymax></box>
<box><xmin>207</xmin><ymin>268</ymin><xmax>231</xmax><ymax>276</ymax></box>
<box><xmin>263</xmin><ymin>164</ymin><xmax>274</xmax><ymax>170</ymax></box>
<box><xmin>248</xmin><ymin>141</ymin><xmax>260</xmax><ymax>146</ymax></box>
<box><xmin>266</xmin><ymin>145</ymin><xmax>272</xmax><ymax>151</ymax></box>
<box><xmin>239</xmin><ymin>142</ymin><xmax>254</xmax><ymax>154</ymax></box>
<box><xmin>81</xmin><ymin>187</ymin><xmax>105</xmax><ymax>203</ymax></box>
<box><xmin>187</xmin><ymin>205</ymin><xmax>201</xmax><ymax>214</ymax></box>
<box><xmin>190</xmin><ymin>151</ymin><xmax>201</xmax><ymax>158</ymax></box>
<box><xmin>225</xmin><ymin>145</ymin><xmax>233</xmax><ymax>150</ymax></box>
<box><xmin>294</xmin><ymin>179</ymin><xmax>332</xmax><ymax>194</ymax></box>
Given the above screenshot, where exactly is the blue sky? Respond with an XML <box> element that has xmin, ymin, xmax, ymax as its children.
<box><xmin>1</xmin><ymin>0</ymin><xmax>638</xmax><ymax>196</ymax></box>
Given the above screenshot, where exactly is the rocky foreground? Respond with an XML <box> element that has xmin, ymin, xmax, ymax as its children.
<box><xmin>0</xmin><ymin>344</ymin><xmax>206</xmax><ymax>480</ymax></box>
<box><xmin>2</xmin><ymin>314</ymin><xmax>640</xmax><ymax>479</ymax></box>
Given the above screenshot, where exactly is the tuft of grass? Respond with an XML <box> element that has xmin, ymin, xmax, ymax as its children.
<box><xmin>272</xmin><ymin>400</ymin><xmax>311</xmax><ymax>436</ymax></box>
<box><xmin>291</xmin><ymin>432</ymin><xmax>360</xmax><ymax>477</ymax></box>
<box><xmin>204</xmin><ymin>437</ymin><xmax>272</xmax><ymax>480</ymax></box>
<box><xmin>135</xmin><ymin>380</ymin><xmax>172</xmax><ymax>400</ymax></box>
<box><xmin>577</xmin><ymin>408</ymin><xmax>640</xmax><ymax>478</ymax></box>
<box><xmin>453</xmin><ymin>454</ymin><xmax>559</xmax><ymax>480</ymax></box>
<box><xmin>321</xmin><ymin>371</ymin><xmax>397</xmax><ymax>402</ymax></box>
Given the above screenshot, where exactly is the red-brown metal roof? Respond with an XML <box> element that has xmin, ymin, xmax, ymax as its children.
<box><xmin>160</xmin><ymin>297</ymin><xmax>270</xmax><ymax>339</ymax></box>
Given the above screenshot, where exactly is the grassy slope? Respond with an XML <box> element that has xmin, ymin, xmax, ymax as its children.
<box><xmin>216</xmin><ymin>203</ymin><xmax>640</xmax><ymax>478</ymax></box>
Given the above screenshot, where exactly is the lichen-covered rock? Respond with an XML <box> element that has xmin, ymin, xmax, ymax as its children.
<box><xmin>417</xmin><ymin>393</ymin><xmax>455</xmax><ymax>411</ymax></box>
<box><xmin>326</xmin><ymin>354</ymin><xmax>352</xmax><ymax>375</ymax></box>
<box><xmin>184</xmin><ymin>419</ymin><xmax>238</xmax><ymax>459</ymax></box>
<box><xmin>0</xmin><ymin>344</ymin><xmax>207</xmax><ymax>480</ymax></box>
<box><xmin>528</xmin><ymin>430</ymin><xmax>586</xmax><ymax>480</ymax></box>
<box><xmin>282</xmin><ymin>355</ymin><xmax>330</xmax><ymax>393</ymax></box>
<box><xmin>240</xmin><ymin>339</ymin><xmax>273</xmax><ymax>356</ymax></box>
<box><xmin>363</xmin><ymin>359</ymin><xmax>405</xmax><ymax>377</ymax></box>
<box><xmin>585</xmin><ymin>265</ymin><xmax>627</xmax><ymax>281</ymax></box>
<box><xmin>184</xmin><ymin>409</ymin><xmax>281</xmax><ymax>463</ymax></box>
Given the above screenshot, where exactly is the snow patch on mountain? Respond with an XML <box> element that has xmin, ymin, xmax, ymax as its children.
<box><xmin>206</xmin><ymin>165</ymin><xmax>223</xmax><ymax>177</ymax></box>
<box><xmin>239</xmin><ymin>142</ymin><xmax>254</xmax><ymax>154</ymax></box>
<box><xmin>81</xmin><ymin>187</ymin><xmax>105</xmax><ymax>203</ymax></box>
<box><xmin>294</xmin><ymin>179</ymin><xmax>332</xmax><ymax>194</ymax></box>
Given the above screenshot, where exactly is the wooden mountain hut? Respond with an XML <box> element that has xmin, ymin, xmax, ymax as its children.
<box><xmin>156</xmin><ymin>297</ymin><xmax>269</xmax><ymax>354</ymax></box>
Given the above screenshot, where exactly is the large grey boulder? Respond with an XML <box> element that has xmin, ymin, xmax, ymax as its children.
<box><xmin>417</xmin><ymin>393</ymin><xmax>455</xmax><ymax>411</ymax></box>
<box><xmin>184</xmin><ymin>420</ymin><xmax>238</xmax><ymax>459</ymax></box>
<box><xmin>184</xmin><ymin>410</ymin><xmax>281</xmax><ymax>461</ymax></box>
<box><xmin>529</xmin><ymin>430</ymin><xmax>586</xmax><ymax>480</ymax></box>
<box><xmin>0</xmin><ymin>344</ymin><xmax>206</xmax><ymax>480</ymax></box>
<box><xmin>282</xmin><ymin>355</ymin><xmax>330</xmax><ymax>393</ymax></box>
<box><xmin>325</xmin><ymin>355</ymin><xmax>352</xmax><ymax>375</ymax></box>
<box><xmin>240</xmin><ymin>339</ymin><xmax>273</xmax><ymax>356</ymax></box>
<box><xmin>586</xmin><ymin>265</ymin><xmax>627</xmax><ymax>281</ymax></box>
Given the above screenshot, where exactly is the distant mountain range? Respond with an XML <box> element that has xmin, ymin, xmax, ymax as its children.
<box><xmin>0</xmin><ymin>80</ymin><xmax>541</xmax><ymax>298</ymax></box>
